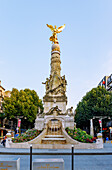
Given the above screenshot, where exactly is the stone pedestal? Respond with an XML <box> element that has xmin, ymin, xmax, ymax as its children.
<box><xmin>43</xmin><ymin>100</ymin><xmax>67</xmax><ymax>113</ymax></box>
<box><xmin>65</xmin><ymin>115</ymin><xmax>74</xmax><ymax>130</ymax></box>
<box><xmin>33</xmin><ymin>159</ymin><xmax>64</xmax><ymax>170</ymax></box>
<box><xmin>6</xmin><ymin>137</ymin><xmax>12</xmax><ymax>148</ymax></box>
<box><xmin>96</xmin><ymin>133</ymin><xmax>103</xmax><ymax>148</ymax></box>
<box><xmin>35</xmin><ymin>114</ymin><xmax>74</xmax><ymax>131</ymax></box>
<box><xmin>35</xmin><ymin>117</ymin><xmax>44</xmax><ymax>130</ymax></box>
<box><xmin>0</xmin><ymin>158</ymin><xmax>20</xmax><ymax>170</ymax></box>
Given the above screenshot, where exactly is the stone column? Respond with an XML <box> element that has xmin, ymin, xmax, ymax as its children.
<box><xmin>51</xmin><ymin>44</ymin><xmax>61</xmax><ymax>77</ymax></box>
<box><xmin>90</xmin><ymin>119</ymin><xmax>94</xmax><ymax>137</ymax></box>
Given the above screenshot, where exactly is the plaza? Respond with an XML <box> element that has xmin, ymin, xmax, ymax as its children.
<box><xmin>0</xmin><ymin>1</ymin><xmax>112</xmax><ymax>170</ymax></box>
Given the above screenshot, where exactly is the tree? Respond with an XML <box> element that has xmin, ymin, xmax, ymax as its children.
<box><xmin>75</xmin><ymin>86</ymin><xmax>112</xmax><ymax>129</ymax></box>
<box><xmin>3</xmin><ymin>88</ymin><xmax>43</xmax><ymax>128</ymax></box>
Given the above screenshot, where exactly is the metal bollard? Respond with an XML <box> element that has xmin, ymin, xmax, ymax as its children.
<box><xmin>72</xmin><ymin>145</ymin><xmax>74</xmax><ymax>170</ymax></box>
<box><xmin>30</xmin><ymin>144</ymin><xmax>32</xmax><ymax>170</ymax></box>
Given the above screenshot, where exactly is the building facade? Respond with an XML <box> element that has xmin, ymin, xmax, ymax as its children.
<box><xmin>0</xmin><ymin>81</ymin><xmax>11</xmax><ymax>137</ymax></box>
<box><xmin>98</xmin><ymin>75</ymin><xmax>112</xmax><ymax>92</ymax></box>
<box><xmin>107</xmin><ymin>74</ymin><xmax>112</xmax><ymax>92</ymax></box>
<box><xmin>0</xmin><ymin>81</ymin><xmax>5</xmax><ymax>118</ymax></box>
<box><xmin>98</xmin><ymin>76</ymin><xmax>109</xmax><ymax>89</ymax></box>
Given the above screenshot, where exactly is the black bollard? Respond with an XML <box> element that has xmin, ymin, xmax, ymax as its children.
<box><xmin>30</xmin><ymin>144</ymin><xmax>32</xmax><ymax>170</ymax></box>
<box><xmin>72</xmin><ymin>145</ymin><xmax>74</xmax><ymax>170</ymax></box>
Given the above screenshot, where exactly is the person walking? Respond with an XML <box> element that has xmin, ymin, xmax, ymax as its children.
<box><xmin>1</xmin><ymin>136</ymin><xmax>7</xmax><ymax>147</ymax></box>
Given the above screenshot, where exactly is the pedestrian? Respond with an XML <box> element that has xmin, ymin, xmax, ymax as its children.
<box><xmin>15</xmin><ymin>133</ymin><xmax>19</xmax><ymax>137</ymax></box>
<box><xmin>1</xmin><ymin>136</ymin><xmax>6</xmax><ymax>147</ymax></box>
<box><xmin>106</xmin><ymin>136</ymin><xmax>109</xmax><ymax>141</ymax></box>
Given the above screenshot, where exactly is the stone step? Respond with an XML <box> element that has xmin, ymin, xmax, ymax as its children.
<box><xmin>41</xmin><ymin>137</ymin><xmax>66</xmax><ymax>144</ymax></box>
<box><xmin>45</xmin><ymin>135</ymin><xmax>64</xmax><ymax>138</ymax></box>
<box><xmin>42</xmin><ymin>138</ymin><xmax>66</xmax><ymax>141</ymax></box>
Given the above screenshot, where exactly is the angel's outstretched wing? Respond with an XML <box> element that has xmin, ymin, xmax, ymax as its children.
<box><xmin>57</xmin><ymin>24</ymin><xmax>65</xmax><ymax>33</ymax></box>
<box><xmin>46</xmin><ymin>24</ymin><xmax>54</xmax><ymax>32</ymax></box>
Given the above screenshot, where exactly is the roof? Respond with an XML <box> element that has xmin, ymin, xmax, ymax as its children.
<box><xmin>0</xmin><ymin>85</ymin><xmax>5</xmax><ymax>91</ymax></box>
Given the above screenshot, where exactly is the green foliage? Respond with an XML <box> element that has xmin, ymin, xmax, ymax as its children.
<box><xmin>66</xmin><ymin>127</ymin><xmax>96</xmax><ymax>143</ymax></box>
<box><xmin>3</xmin><ymin>88</ymin><xmax>43</xmax><ymax>124</ymax></box>
<box><xmin>12</xmin><ymin>128</ymin><xmax>42</xmax><ymax>143</ymax></box>
<box><xmin>75</xmin><ymin>86</ymin><xmax>112</xmax><ymax>128</ymax></box>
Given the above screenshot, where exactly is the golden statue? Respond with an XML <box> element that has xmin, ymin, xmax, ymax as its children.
<box><xmin>46</xmin><ymin>24</ymin><xmax>65</xmax><ymax>44</ymax></box>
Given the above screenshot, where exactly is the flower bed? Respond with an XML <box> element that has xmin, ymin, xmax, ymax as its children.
<box><xmin>66</xmin><ymin>127</ymin><xmax>96</xmax><ymax>143</ymax></box>
<box><xmin>12</xmin><ymin>129</ymin><xmax>42</xmax><ymax>143</ymax></box>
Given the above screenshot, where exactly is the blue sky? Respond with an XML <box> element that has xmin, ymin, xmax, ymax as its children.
<box><xmin>0</xmin><ymin>0</ymin><xmax>112</xmax><ymax>109</ymax></box>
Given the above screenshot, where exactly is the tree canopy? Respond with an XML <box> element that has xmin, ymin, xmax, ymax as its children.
<box><xmin>3</xmin><ymin>88</ymin><xmax>43</xmax><ymax>126</ymax></box>
<box><xmin>75</xmin><ymin>86</ymin><xmax>112</xmax><ymax>128</ymax></box>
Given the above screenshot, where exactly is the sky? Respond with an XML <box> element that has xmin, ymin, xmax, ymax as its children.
<box><xmin>0</xmin><ymin>0</ymin><xmax>112</xmax><ymax>110</ymax></box>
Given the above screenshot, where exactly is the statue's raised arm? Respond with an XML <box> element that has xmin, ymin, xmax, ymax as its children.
<box><xmin>46</xmin><ymin>24</ymin><xmax>65</xmax><ymax>44</ymax></box>
<box><xmin>56</xmin><ymin>24</ymin><xmax>65</xmax><ymax>33</ymax></box>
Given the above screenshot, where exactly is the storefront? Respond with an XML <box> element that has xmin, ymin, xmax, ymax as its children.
<box><xmin>109</xmin><ymin>127</ymin><xmax>112</xmax><ymax>139</ymax></box>
<box><xmin>102</xmin><ymin>121</ymin><xmax>112</xmax><ymax>140</ymax></box>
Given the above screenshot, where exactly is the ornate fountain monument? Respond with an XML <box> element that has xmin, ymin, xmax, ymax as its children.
<box><xmin>6</xmin><ymin>24</ymin><xmax>103</xmax><ymax>149</ymax></box>
<box><xmin>35</xmin><ymin>24</ymin><xmax>75</xmax><ymax>144</ymax></box>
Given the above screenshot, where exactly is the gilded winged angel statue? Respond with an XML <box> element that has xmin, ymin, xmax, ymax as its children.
<box><xmin>46</xmin><ymin>24</ymin><xmax>65</xmax><ymax>44</ymax></box>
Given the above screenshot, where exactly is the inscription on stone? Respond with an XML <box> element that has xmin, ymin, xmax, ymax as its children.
<box><xmin>33</xmin><ymin>159</ymin><xmax>64</xmax><ymax>170</ymax></box>
<box><xmin>0</xmin><ymin>158</ymin><xmax>20</xmax><ymax>170</ymax></box>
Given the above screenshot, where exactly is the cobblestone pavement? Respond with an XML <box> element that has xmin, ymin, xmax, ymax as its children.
<box><xmin>0</xmin><ymin>142</ymin><xmax>112</xmax><ymax>170</ymax></box>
